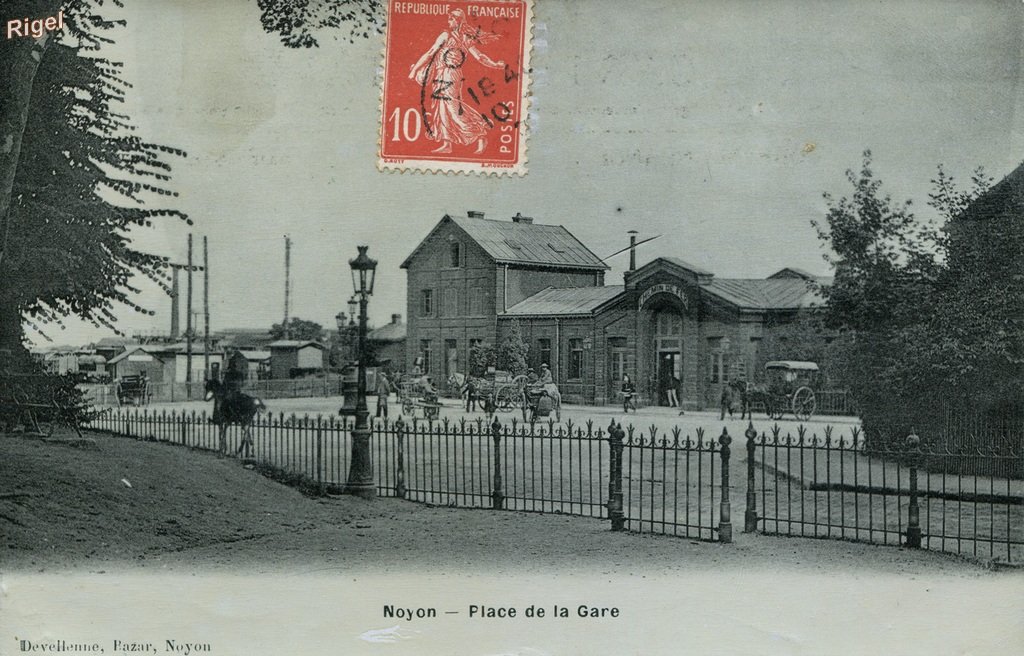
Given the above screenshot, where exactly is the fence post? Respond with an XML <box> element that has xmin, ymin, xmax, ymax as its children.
<box><xmin>607</xmin><ymin>420</ymin><xmax>625</xmax><ymax>531</ymax></box>
<box><xmin>316</xmin><ymin>420</ymin><xmax>323</xmax><ymax>486</ymax></box>
<box><xmin>718</xmin><ymin>427</ymin><xmax>733</xmax><ymax>543</ymax></box>
<box><xmin>395</xmin><ymin>417</ymin><xmax>406</xmax><ymax>499</ymax></box>
<box><xmin>744</xmin><ymin>421</ymin><xmax>758</xmax><ymax>533</ymax></box>
<box><xmin>905</xmin><ymin>432</ymin><xmax>922</xmax><ymax>548</ymax></box>
<box><xmin>491</xmin><ymin>417</ymin><xmax>504</xmax><ymax>510</ymax></box>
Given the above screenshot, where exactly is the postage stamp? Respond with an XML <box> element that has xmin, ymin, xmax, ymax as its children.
<box><xmin>378</xmin><ymin>0</ymin><xmax>533</xmax><ymax>175</ymax></box>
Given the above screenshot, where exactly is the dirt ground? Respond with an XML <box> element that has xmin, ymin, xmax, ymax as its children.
<box><xmin>0</xmin><ymin>428</ymin><xmax>1018</xmax><ymax>579</ymax></box>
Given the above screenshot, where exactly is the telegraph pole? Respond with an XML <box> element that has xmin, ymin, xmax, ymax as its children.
<box><xmin>186</xmin><ymin>233</ymin><xmax>194</xmax><ymax>383</ymax></box>
<box><xmin>284</xmin><ymin>235</ymin><xmax>291</xmax><ymax>340</ymax></box>
<box><xmin>203</xmin><ymin>235</ymin><xmax>210</xmax><ymax>379</ymax></box>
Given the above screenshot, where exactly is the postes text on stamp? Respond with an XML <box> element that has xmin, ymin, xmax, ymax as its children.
<box><xmin>379</xmin><ymin>0</ymin><xmax>532</xmax><ymax>175</ymax></box>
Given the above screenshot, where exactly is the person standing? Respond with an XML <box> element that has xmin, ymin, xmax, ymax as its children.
<box><xmin>666</xmin><ymin>374</ymin><xmax>680</xmax><ymax>408</ymax></box>
<box><xmin>621</xmin><ymin>374</ymin><xmax>636</xmax><ymax>413</ymax></box>
<box><xmin>375</xmin><ymin>370</ymin><xmax>392</xmax><ymax>419</ymax></box>
<box><xmin>720</xmin><ymin>382</ymin><xmax>735</xmax><ymax>421</ymax></box>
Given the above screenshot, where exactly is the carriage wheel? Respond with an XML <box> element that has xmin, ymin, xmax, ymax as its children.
<box><xmin>425</xmin><ymin>405</ymin><xmax>439</xmax><ymax>421</ymax></box>
<box><xmin>496</xmin><ymin>387</ymin><xmax>516</xmax><ymax>413</ymax></box>
<box><xmin>792</xmin><ymin>387</ymin><xmax>816</xmax><ymax>422</ymax></box>
<box><xmin>401</xmin><ymin>398</ymin><xmax>414</xmax><ymax>415</ymax></box>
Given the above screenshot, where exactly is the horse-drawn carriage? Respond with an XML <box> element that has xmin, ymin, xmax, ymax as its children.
<box><xmin>523</xmin><ymin>384</ymin><xmax>561</xmax><ymax>424</ymax></box>
<box><xmin>753</xmin><ymin>361</ymin><xmax>818</xmax><ymax>421</ymax></box>
<box><xmin>116</xmin><ymin>374</ymin><xmax>151</xmax><ymax>407</ymax></box>
<box><xmin>450</xmin><ymin>370</ymin><xmax>561</xmax><ymax>423</ymax></box>
<box><xmin>398</xmin><ymin>377</ymin><xmax>443</xmax><ymax>420</ymax></box>
<box><xmin>450</xmin><ymin>370</ymin><xmax>526</xmax><ymax>414</ymax></box>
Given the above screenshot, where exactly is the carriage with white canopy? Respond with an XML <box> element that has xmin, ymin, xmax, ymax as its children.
<box><xmin>763</xmin><ymin>360</ymin><xmax>819</xmax><ymax>421</ymax></box>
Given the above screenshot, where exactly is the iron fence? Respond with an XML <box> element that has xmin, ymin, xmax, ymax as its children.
<box><xmin>80</xmin><ymin>377</ymin><xmax>346</xmax><ymax>406</ymax></box>
<box><xmin>621</xmin><ymin>425</ymin><xmax>722</xmax><ymax>540</ymax></box>
<box><xmin>746</xmin><ymin>422</ymin><xmax>1024</xmax><ymax>564</ymax></box>
<box><xmin>85</xmin><ymin>409</ymin><xmax>730</xmax><ymax>542</ymax></box>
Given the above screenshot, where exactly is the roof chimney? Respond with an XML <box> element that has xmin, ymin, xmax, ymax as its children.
<box><xmin>512</xmin><ymin>212</ymin><xmax>533</xmax><ymax>224</ymax></box>
<box><xmin>467</xmin><ymin>210</ymin><xmax>485</xmax><ymax>219</ymax></box>
<box><xmin>391</xmin><ymin>313</ymin><xmax>402</xmax><ymax>324</ymax></box>
<box><xmin>628</xmin><ymin>230</ymin><xmax>638</xmax><ymax>271</ymax></box>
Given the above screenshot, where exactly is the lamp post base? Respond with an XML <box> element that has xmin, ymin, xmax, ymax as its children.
<box><xmin>342</xmin><ymin>481</ymin><xmax>377</xmax><ymax>498</ymax></box>
<box><xmin>343</xmin><ymin>424</ymin><xmax>376</xmax><ymax>498</ymax></box>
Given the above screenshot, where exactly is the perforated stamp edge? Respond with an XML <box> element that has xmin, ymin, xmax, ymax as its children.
<box><xmin>375</xmin><ymin>0</ymin><xmax>534</xmax><ymax>177</ymax></box>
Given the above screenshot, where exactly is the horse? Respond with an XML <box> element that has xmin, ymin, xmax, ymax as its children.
<box><xmin>204</xmin><ymin>378</ymin><xmax>266</xmax><ymax>457</ymax></box>
<box><xmin>734</xmin><ymin>380</ymin><xmax>774</xmax><ymax>420</ymax></box>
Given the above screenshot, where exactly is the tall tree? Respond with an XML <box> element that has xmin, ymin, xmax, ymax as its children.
<box><xmin>1</xmin><ymin>1</ymin><xmax>187</xmax><ymax>363</ymax></box>
<box><xmin>256</xmin><ymin>0</ymin><xmax>383</xmax><ymax>47</ymax></box>
<box><xmin>270</xmin><ymin>317</ymin><xmax>324</xmax><ymax>342</ymax></box>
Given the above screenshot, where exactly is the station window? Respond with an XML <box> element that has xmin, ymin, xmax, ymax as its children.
<box><xmin>568</xmin><ymin>338</ymin><xmax>583</xmax><ymax>379</ymax></box>
<box><xmin>421</xmin><ymin>289</ymin><xmax>433</xmax><ymax>316</ymax></box>
<box><xmin>449</xmin><ymin>242</ymin><xmax>461</xmax><ymax>268</ymax></box>
<box><xmin>537</xmin><ymin>338</ymin><xmax>551</xmax><ymax>368</ymax></box>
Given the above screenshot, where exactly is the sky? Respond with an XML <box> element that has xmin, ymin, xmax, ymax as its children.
<box><xmin>31</xmin><ymin>0</ymin><xmax>1024</xmax><ymax>347</ymax></box>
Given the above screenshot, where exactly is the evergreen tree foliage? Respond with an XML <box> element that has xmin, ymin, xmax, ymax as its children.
<box><xmin>256</xmin><ymin>0</ymin><xmax>383</xmax><ymax>47</ymax></box>
<box><xmin>497</xmin><ymin>320</ymin><xmax>529</xmax><ymax>376</ymax></box>
<box><xmin>1</xmin><ymin>0</ymin><xmax>188</xmax><ymax>356</ymax></box>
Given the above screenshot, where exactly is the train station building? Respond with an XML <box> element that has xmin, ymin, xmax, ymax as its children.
<box><xmin>401</xmin><ymin>211</ymin><xmax>827</xmax><ymax>410</ymax></box>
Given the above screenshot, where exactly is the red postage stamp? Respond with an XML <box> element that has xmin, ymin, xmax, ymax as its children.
<box><xmin>378</xmin><ymin>0</ymin><xmax>533</xmax><ymax>175</ymax></box>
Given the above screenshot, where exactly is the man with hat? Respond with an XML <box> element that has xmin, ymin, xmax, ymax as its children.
<box><xmin>538</xmin><ymin>362</ymin><xmax>553</xmax><ymax>386</ymax></box>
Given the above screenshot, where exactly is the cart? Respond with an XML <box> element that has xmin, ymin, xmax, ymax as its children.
<box><xmin>466</xmin><ymin>371</ymin><xmax>526</xmax><ymax>414</ymax></box>
<box><xmin>522</xmin><ymin>383</ymin><xmax>561</xmax><ymax>424</ymax></box>
<box><xmin>398</xmin><ymin>379</ymin><xmax>442</xmax><ymax>420</ymax></box>
<box><xmin>116</xmin><ymin>374</ymin><xmax>151</xmax><ymax>407</ymax></box>
<box><xmin>763</xmin><ymin>361</ymin><xmax>818</xmax><ymax>421</ymax></box>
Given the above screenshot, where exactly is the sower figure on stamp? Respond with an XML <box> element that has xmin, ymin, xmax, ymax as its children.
<box><xmin>408</xmin><ymin>8</ymin><xmax>505</xmax><ymax>154</ymax></box>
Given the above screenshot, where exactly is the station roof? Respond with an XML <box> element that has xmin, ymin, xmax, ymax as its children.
<box><xmin>503</xmin><ymin>286</ymin><xmax>625</xmax><ymax>316</ymax></box>
<box><xmin>402</xmin><ymin>214</ymin><xmax>608</xmax><ymax>270</ymax></box>
<box><xmin>702</xmin><ymin>277</ymin><xmax>830</xmax><ymax>310</ymax></box>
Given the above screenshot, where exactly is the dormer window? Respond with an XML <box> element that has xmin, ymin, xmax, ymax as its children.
<box><xmin>504</xmin><ymin>239</ymin><xmax>522</xmax><ymax>250</ymax></box>
<box><xmin>548</xmin><ymin>242</ymin><xmax>565</xmax><ymax>254</ymax></box>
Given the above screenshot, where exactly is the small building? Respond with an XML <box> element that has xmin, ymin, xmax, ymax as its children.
<box><xmin>368</xmin><ymin>313</ymin><xmax>406</xmax><ymax>371</ymax></box>
<box><xmin>267</xmin><ymin>340</ymin><xmax>325</xmax><ymax>379</ymax></box>
<box><xmin>107</xmin><ymin>343</ymin><xmax>224</xmax><ymax>383</ymax></box>
<box><xmin>236</xmin><ymin>350</ymin><xmax>272</xmax><ymax>381</ymax></box>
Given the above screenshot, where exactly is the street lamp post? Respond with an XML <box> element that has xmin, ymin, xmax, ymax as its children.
<box><xmin>343</xmin><ymin>245</ymin><xmax>377</xmax><ymax>498</ymax></box>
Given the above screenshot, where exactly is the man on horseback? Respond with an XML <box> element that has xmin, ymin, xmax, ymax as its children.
<box><xmin>206</xmin><ymin>349</ymin><xmax>263</xmax><ymax>458</ymax></box>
